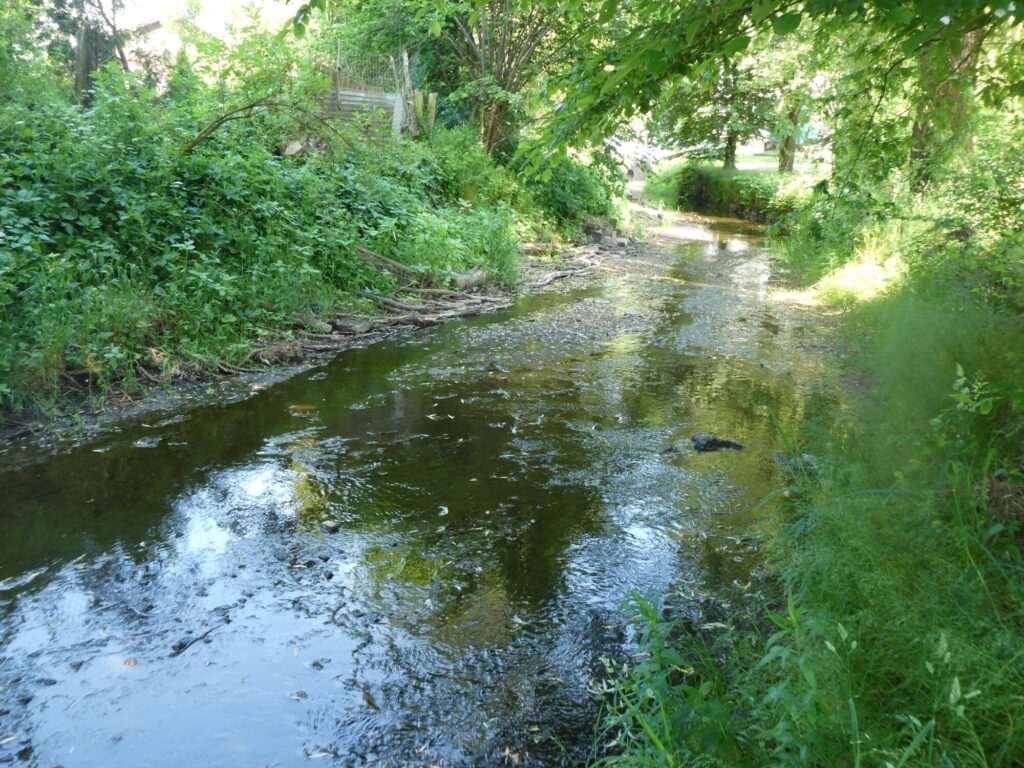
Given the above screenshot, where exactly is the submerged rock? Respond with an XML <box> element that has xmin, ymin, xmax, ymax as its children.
<box><xmin>773</xmin><ymin>452</ymin><xmax>817</xmax><ymax>475</ymax></box>
<box><xmin>691</xmin><ymin>432</ymin><xmax>743</xmax><ymax>452</ymax></box>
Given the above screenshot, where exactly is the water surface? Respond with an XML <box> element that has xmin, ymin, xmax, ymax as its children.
<box><xmin>0</xmin><ymin>215</ymin><xmax>837</xmax><ymax>766</ymax></box>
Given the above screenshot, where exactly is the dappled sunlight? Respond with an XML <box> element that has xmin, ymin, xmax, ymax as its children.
<box><xmin>774</xmin><ymin>253</ymin><xmax>905</xmax><ymax>308</ymax></box>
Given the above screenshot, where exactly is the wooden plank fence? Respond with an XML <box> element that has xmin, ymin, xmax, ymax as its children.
<box><xmin>323</xmin><ymin>51</ymin><xmax>436</xmax><ymax>137</ymax></box>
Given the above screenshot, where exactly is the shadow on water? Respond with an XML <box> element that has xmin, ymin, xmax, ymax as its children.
<box><xmin>0</xmin><ymin>213</ymin><xmax>838</xmax><ymax>766</ymax></box>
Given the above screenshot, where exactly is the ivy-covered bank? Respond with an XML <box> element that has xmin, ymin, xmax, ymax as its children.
<box><xmin>0</xmin><ymin>12</ymin><xmax>616</xmax><ymax>418</ymax></box>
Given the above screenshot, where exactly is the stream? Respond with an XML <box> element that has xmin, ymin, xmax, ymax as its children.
<box><xmin>0</xmin><ymin>212</ymin><xmax>838</xmax><ymax>767</ymax></box>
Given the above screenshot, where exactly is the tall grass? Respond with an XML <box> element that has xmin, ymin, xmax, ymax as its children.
<box><xmin>593</xmin><ymin>248</ymin><xmax>1024</xmax><ymax>767</ymax></box>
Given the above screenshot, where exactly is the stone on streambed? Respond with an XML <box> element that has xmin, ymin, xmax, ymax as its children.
<box><xmin>773</xmin><ymin>452</ymin><xmax>817</xmax><ymax>475</ymax></box>
<box><xmin>321</xmin><ymin>520</ymin><xmax>342</xmax><ymax>534</ymax></box>
<box><xmin>691</xmin><ymin>432</ymin><xmax>744</xmax><ymax>452</ymax></box>
<box><xmin>331</xmin><ymin>319</ymin><xmax>373</xmax><ymax>335</ymax></box>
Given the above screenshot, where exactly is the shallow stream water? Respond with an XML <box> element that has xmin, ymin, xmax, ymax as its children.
<box><xmin>0</xmin><ymin>214</ymin><xmax>837</xmax><ymax>766</ymax></box>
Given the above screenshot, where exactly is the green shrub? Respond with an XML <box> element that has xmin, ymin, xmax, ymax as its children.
<box><xmin>0</xmin><ymin>52</ymin><xmax>529</xmax><ymax>411</ymax></box>
<box><xmin>390</xmin><ymin>204</ymin><xmax>519</xmax><ymax>286</ymax></box>
<box><xmin>427</xmin><ymin>126</ymin><xmax>527</xmax><ymax>209</ymax></box>
<box><xmin>648</xmin><ymin>161</ymin><xmax>814</xmax><ymax>223</ymax></box>
<box><xmin>524</xmin><ymin>154</ymin><xmax>617</xmax><ymax>229</ymax></box>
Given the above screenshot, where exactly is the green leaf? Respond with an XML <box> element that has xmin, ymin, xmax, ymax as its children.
<box><xmin>901</xmin><ymin>28</ymin><xmax>936</xmax><ymax>55</ymax></box>
<box><xmin>772</xmin><ymin>12</ymin><xmax>802</xmax><ymax>35</ymax></box>
<box><xmin>684</xmin><ymin>17</ymin><xmax>705</xmax><ymax>43</ymax></box>
<box><xmin>752</xmin><ymin>0</ymin><xmax>774</xmax><ymax>24</ymax></box>
<box><xmin>721</xmin><ymin>35</ymin><xmax>750</xmax><ymax>55</ymax></box>
<box><xmin>598</xmin><ymin>0</ymin><xmax>618</xmax><ymax>24</ymax></box>
<box><xmin>648</xmin><ymin>55</ymin><xmax>670</xmax><ymax>77</ymax></box>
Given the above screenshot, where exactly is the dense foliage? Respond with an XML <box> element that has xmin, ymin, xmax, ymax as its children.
<box><xmin>565</xmin><ymin>2</ymin><xmax>1024</xmax><ymax>767</ymax></box>
<box><xmin>0</xmin><ymin>5</ymin><xmax>615</xmax><ymax>412</ymax></box>
<box><xmin>646</xmin><ymin>159</ymin><xmax>816</xmax><ymax>222</ymax></box>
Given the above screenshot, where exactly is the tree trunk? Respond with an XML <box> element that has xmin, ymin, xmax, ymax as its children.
<box><xmin>480</xmin><ymin>100</ymin><xmax>508</xmax><ymax>154</ymax></box>
<box><xmin>778</xmin><ymin>106</ymin><xmax>800</xmax><ymax>173</ymax></box>
<box><xmin>722</xmin><ymin>130</ymin><xmax>738</xmax><ymax>170</ymax></box>
<box><xmin>910</xmin><ymin>27</ymin><xmax>988</xmax><ymax>186</ymax></box>
<box><xmin>778</xmin><ymin>135</ymin><xmax>796</xmax><ymax>172</ymax></box>
<box><xmin>74</xmin><ymin>25</ymin><xmax>100</xmax><ymax>106</ymax></box>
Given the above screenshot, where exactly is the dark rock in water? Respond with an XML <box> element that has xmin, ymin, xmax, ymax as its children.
<box><xmin>321</xmin><ymin>520</ymin><xmax>342</xmax><ymax>534</ymax></box>
<box><xmin>659</xmin><ymin>445</ymin><xmax>680</xmax><ymax>455</ymax></box>
<box><xmin>773</xmin><ymin>452</ymin><xmax>817</xmax><ymax>475</ymax></box>
<box><xmin>691</xmin><ymin>432</ymin><xmax>743</xmax><ymax>452</ymax></box>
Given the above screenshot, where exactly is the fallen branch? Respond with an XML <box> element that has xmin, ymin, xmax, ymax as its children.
<box><xmin>356</xmin><ymin>290</ymin><xmax>427</xmax><ymax>313</ymax></box>
<box><xmin>183</xmin><ymin>99</ymin><xmax>276</xmax><ymax>154</ymax></box>
<box><xmin>135</xmin><ymin>364</ymin><xmax>159</xmax><ymax>384</ymax></box>
<box><xmin>356</xmin><ymin>247</ymin><xmax>422</xmax><ymax>282</ymax></box>
<box><xmin>301</xmin><ymin>342</ymin><xmax>352</xmax><ymax>352</ymax></box>
<box><xmin>454</xmin><ymin>266</ymin><xmax>490</xmax><ymax>291</ymax></box>
<box><xmin>530</xmin><ymin>269</ymin><xmax>591</xmax><ymax>288</ymax></box>
<box><xmin>183</xmin><ymin>99</ymin><xmax>354</xmax><ymax>155</ymax></box>
<box><xmin>217</xmin><ymin>362</ymin><xmax>259</xmax><ymax>375</ymax></box>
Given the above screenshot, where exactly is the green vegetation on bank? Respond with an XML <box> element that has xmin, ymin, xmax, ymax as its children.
<box><xmin>646</xmin><ymin>157</ymin><xmax>820</xmax><ymax>222</ymax></box>
<box><xmin>597</xmin><ymin>292</ymin><xmax>1024</xmax><ymax>766</ymax></box>
<box><xmin>0</xmin><ymin>8</ymin><xmax>615</xmax><ymax>416</ymax></box>
<box><xmin>595</xmin><ymin>97</ymin><xmax>1024</xmax><ymax>768</ymax></box>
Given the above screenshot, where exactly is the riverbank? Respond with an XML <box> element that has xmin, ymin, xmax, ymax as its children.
<box><xmin>645</xmin><ymin>157</ymin><xmax>823</xmax><ymax>224</ymax></box>
<box><xmin>0</xmin><ymin>233</ymin><xmax>627</xmax><ymax>453</ymax></box>
<box><xmin>593</xmin><ymin>178</ymin><xmax>1024</xmax><ymax>765</ymax></box>
<box><xmin>0</xmin><ymin>72</ymin><xmax>619</xmax><ymax>425</ymax></box>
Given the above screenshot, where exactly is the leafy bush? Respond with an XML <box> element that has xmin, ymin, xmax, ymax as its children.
<box><xmin>524</xmin><ymin>154</ymin><xmax>617</xmax><ymax>229</ymax></box>
<box><xmin>648</xmin><ymin>161</ymin><xmax>814</xmax><ymax>223</ymax></box>
<box><xmin>426</xmin><ymin>126</ymin><xmax>527</xmax><ymax>209</ymax></box>
<box><xmin>0</xmin><ymin>25</ymin><xmax>546</xmax><ymax>412</ymax></box>
<box><xmin>390</xmin><ymin>204</ymin><xmax>519</xmax><ymax>286</ymax></box>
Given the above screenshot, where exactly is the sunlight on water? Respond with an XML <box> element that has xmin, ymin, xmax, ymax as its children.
<box><xmin>0</xmin><ymin>214</ymin><xmax>838</xmax><ymax>767</ymax></box>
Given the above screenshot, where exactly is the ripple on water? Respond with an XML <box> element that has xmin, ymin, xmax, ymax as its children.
<box><xmin>0</xmin><ymin>218</ymin><xmax>841</xmax><ymax>766</ymax></box>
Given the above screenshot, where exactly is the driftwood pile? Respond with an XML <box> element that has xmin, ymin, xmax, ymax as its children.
<box><xmin>0</xmin><ymin>236</ymin><xmax>623</xmax><ymax>441</ymax></box>
<box><xmin>252</xmin><ymin>246</ymin><xmax>514</xmax><ymax>362</ymax></box>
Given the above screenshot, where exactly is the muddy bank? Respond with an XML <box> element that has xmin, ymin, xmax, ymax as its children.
<box><xmin>0</xmin><ymin>237</ymin><xmax>631</xmax><ymax>458</ymax></box>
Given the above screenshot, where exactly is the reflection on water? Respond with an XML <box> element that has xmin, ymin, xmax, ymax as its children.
<box><xmin>0</xmin><ymin>215</ymin><xmax>837</xmax><ymax>766</ymax></box>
